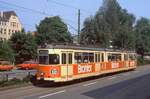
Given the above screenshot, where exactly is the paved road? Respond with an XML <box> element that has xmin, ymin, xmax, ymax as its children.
<box><xmin>0</xmin><ymin>65</ymin><xmax>150</xmax><ymax>99</ymax></box>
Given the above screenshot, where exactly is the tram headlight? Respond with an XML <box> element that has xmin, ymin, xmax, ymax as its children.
<box><xmin>40</xmin><ymin>72</ymin><xmax>44</xmax><ymax>76</ymax></box>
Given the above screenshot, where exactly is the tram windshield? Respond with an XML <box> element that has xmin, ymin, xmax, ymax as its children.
<box><xmin>39</xmin><ymin>54</ymin><xmax>60</xmax><ymax>65</ymax></box>
<box><xmin>49</xmin><ymin>54</ymin><xmax>59</xmax><ymax>64</ymax></box>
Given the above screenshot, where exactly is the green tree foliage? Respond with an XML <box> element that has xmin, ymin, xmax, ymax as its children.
<box><xmin>36</xmin><ymin>16</ymin><xmax>72</xmax><ymax>45</ymax></box>
<box><xmin>0</xmin><ymin>41</ymin><xmax>15</xmax><ymax>64</ymax></box>
<box><xmin>112</xmin><ymin>9</ymin><xmax>135</xmax><ymax>50</ymax></box>
<box><xmin>10</xmin><ymin>32</ymin><xmax>37</xmax><ymax>64</ymax></box>
<box><xmin>80</xmin><ymin>16</ymin><xmax>97</xmax><ymax>45</ymax></box>
<box><xmin>80</xmin><ymin>0</ymin><xmax>135</xmax><ymax>49</ymax></box>
<box><xmin>135</xmin><ymin>17</ymin><xmax>150</xmax><ymax>56</ymax></box>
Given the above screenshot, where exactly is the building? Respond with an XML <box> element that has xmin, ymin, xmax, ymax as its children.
<box><xmin>0</xmin><ymin>11</ymin><xmax>22</xmax><ymax>40</ymax></box>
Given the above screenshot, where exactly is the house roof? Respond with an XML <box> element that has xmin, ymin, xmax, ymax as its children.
<box><xmin>0</xmin><ymin>11</ymin><xmax>17</xmax><ymax>22</ymax></box>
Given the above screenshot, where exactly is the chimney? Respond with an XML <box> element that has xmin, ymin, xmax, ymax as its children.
<box><xmin>0</xmin><ymin>11</ymin><xmax>3</xmax><ymax>17</ymax></box>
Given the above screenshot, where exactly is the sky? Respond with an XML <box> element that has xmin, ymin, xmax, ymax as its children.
<box><xmin>0</xmin><ymin>0</ymin><xmax>150</xmax><ymax>35</ymax></box>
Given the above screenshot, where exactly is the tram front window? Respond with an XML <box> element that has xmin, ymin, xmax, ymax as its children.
<box><xmin>49</xmin><ymin>54</ymin><xmax>60</xmax><ymax>65</ymax></box>
<box><xmin>39</xmin><ymin>56</ymin><xmax>49</xmax><ymax>65</ymax></box>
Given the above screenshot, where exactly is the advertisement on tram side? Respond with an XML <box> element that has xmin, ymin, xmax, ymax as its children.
<box><xmin>73</xmin><ymin>64</ymin><xmax>95</xmax><ymax>75</ymax></box>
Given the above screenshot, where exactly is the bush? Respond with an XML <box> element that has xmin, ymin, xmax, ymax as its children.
<box><xmin>137</xmin><ymin>56</ymin><xmax>150</xmax><ymax>66</ymax></box>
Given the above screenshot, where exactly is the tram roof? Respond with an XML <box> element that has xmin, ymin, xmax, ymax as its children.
<box><xmin>38</xmin><ymin>44</ymin><xmax>135</xmax><ymax>53</ymax></box>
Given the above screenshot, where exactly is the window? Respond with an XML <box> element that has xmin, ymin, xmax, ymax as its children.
<box><xmin>74</xmin><ymin>52</ymin><xmax>82</xmax><ymax>63</ymax></box>
<box><xmin>4</xmin><ymin>29</ymin><xmax>6</xmax><ymax>34</ymax></box>
<box><xmin>62</xmin><ymin>53</ymin><xmax>66</xmax><ymax>64</ymax></box>
<box><xmin>89</xmin><ymin>53</ymin><xmax>94</xmax><ymax>63</ymax></box>
<box><xmin>39</xmin><ymin>56</ymin><xmax>49</xmax><ymax>65</ymax></box>
<box><xmin>83</xmin><ymin>53</ymin><xmax>89</xmax><ymax>63</ymax></box>
<box><xmin>101</xmin><ymin>53</ymin><xmax>104</xmax><ymax>62</ymax></box>
<box><xmin>74</xmin><ymin>52</ymin><xmax>94</xmax><ymax>63</ymax></box>
<box><xmin>68</xmin><ymin>53</ymin><xmax>72</xmax><ymax>64</ymax></box>
<box><xmin>49</xmin><ymin>54</ymin><xmax>59</xmax><ymax>64</ymax></box>
<box><xmin>13</xmin><ymin>22</ymin><xmax>16</xmax><ymax>27</ymax></box>
<box><xmin>95</xmin><ymin>53</ymin><xmax>101</xmax><ymax>62</ymax></box>
<box><xmin>0</xmin><ymin>28</ymin><xmax>2</xmax><ymax>34</ymax></box>
<box><xmin>108</xmin><ymin>53</ymin><xmax>121</xmax><ymax>61</ymax></box>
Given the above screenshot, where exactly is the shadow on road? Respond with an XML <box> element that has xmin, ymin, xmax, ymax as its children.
<box><xmin>83</xmin><ymin>73</ymin><xmax>150</xmax><ymax>99</ymax></box>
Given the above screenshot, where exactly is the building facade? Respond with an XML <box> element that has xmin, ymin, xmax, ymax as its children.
<box><xmin>0</xmin><ymin>11</ymin><xmax>22</xmax><ymax>40</ymax></box>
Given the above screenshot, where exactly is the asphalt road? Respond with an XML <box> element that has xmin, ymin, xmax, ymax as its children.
<box><xmin>0</xmin><ymin>65</ymin><xmax>150</xmax><ymax>99</ymax></box>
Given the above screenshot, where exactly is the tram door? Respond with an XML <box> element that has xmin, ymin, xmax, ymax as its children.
<box><xmin>61</xmin><ymin>52</ymin><xmax>73</xmax><ymax>81</ymax></box>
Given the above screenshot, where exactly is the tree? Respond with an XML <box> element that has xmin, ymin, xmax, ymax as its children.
<box><xmin>36</xmin><ymin>16</ymin><xmax>72</xmax><ymax>45</ymax></box>
<box><xmin>0</xmin><ymin>41</ymin><xmax>15</xmax><ymax>64</ymax></box>
<box><xmin>134</xmin><ymin>17</ymin><xmax>150</xmax><ymax>56</ymax></box>
<box><xmin>80</xmin><ymin>0</ymin><xmax>136</xmax><ymax>49</ymax></box>
<box><xmin>10</xmin><ymin>32</ymin><xmax>37</xmax><ymax>64</ymax></box>
<box><xmin>112</xmin><ymin>9</ymin><xmax>136</xmax><ymax>50</ymax></box>
<box><xmin>80</xmin><ymin>16</ymin><xmax>97</xmax><ymax>45</ymax></box>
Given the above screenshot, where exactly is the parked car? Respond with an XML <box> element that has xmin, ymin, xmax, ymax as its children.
<box><xmin>16</xmin><ymin>61</ymin><xmax>38</xmax><ymax>70</ymax></box>
<box><xmin>0</xmin><ymin>61</ymin><xmax>13</xmax><ymax>71</ymax></box>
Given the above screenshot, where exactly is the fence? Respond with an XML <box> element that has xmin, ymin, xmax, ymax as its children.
<box><xmin>0</xmin><ymin>70</ymin><xmax>36</xmax><ymax>82</ymax></box>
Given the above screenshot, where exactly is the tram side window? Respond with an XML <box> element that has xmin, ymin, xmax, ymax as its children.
<box><xmin>83</xmin><ymin>53</ymin><xmax>89</xmax><ymax>63</ymax></box>
<box><xmin>95</xmin><ymin>54</ymin><xmax>98</xmax><ymax>62</ymax></box>
<box><xmin>74</xmin><ymin>52</ymin><xmax>94</xmax><ymax>63</ymax></box>
<box><xmin>89</xmin><ymin>53</ymin><xmax>94</xmax><ymax>63</ymax></box>
<box><xmin>49</xmin><ymin>54</ymin><xmax>59</xmax><ymax>64</ymax></box>
<box><xmin>101</xmin><ymin>53</ymin><xmax>104</xmax><ymax>62</ymax></box>
<box><xmin>108</xmin><ymin>54</ymin><xmax>121</xmax><ymax>61</ymax></box>
<box><xmin>68</xmin><ymin>53</ymin><xmax>72</xmax><ymax>64</ymax></box>
<box><xmin>95</xmin><ymin>53</ymin><xmax>101</xmax><ymax>62</ymax></box>
<box><xmin>39</xmin><ymin>56</ymin><xmax>49</xmax><ymax>65</ymax></box>
<box><xmin>74</xmin><ymin>52</ymin><xmax>82</xmax><ymax>63</ymax></box>
<box><xmin>62</xmin><ymin>53</ymin><xmax>66</xmax><ymax>64</ymax></box>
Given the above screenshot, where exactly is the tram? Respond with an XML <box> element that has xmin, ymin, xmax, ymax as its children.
<box><xmin>36</xmin><ymin>44</ymin><xmax>137</xmax><ymax>82</ymax></box>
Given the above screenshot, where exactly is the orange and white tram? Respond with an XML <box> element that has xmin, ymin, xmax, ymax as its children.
<box><xmin>36</xmin><ymin>45</ymin><xmax>137</xmax><ymax>82</ymax></box>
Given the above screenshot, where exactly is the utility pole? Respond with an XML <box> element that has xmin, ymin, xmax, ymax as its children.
<box><xmin>78</xmin><ymin>9</ymin><xmax>80</xmax><ymax>44</ymax></box>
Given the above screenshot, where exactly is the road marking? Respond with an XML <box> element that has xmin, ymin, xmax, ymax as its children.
<box><xmin>39</xmin><ymin>90</ymin><xmax>66</xmax><ymax>98</ymax></box>
<box><xmin>108</xmin><ymin>76</ymin><xmax>117</xmax><ymax>80</ymax></box>
<box><xmin>83</xmin><ymin>82</ymin><xmax>97</xmax><ymax>87</ymax></box>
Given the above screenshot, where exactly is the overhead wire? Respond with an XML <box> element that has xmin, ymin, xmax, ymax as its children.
<box><xmin>0</xmin><ymin>1</ymin><xmax>78</xmax><ymax>32</ymax></box>
<box><xmin>47</xmin><ymin>0</ymin><xmax>93</xmax><ymax>14</ymax></box>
